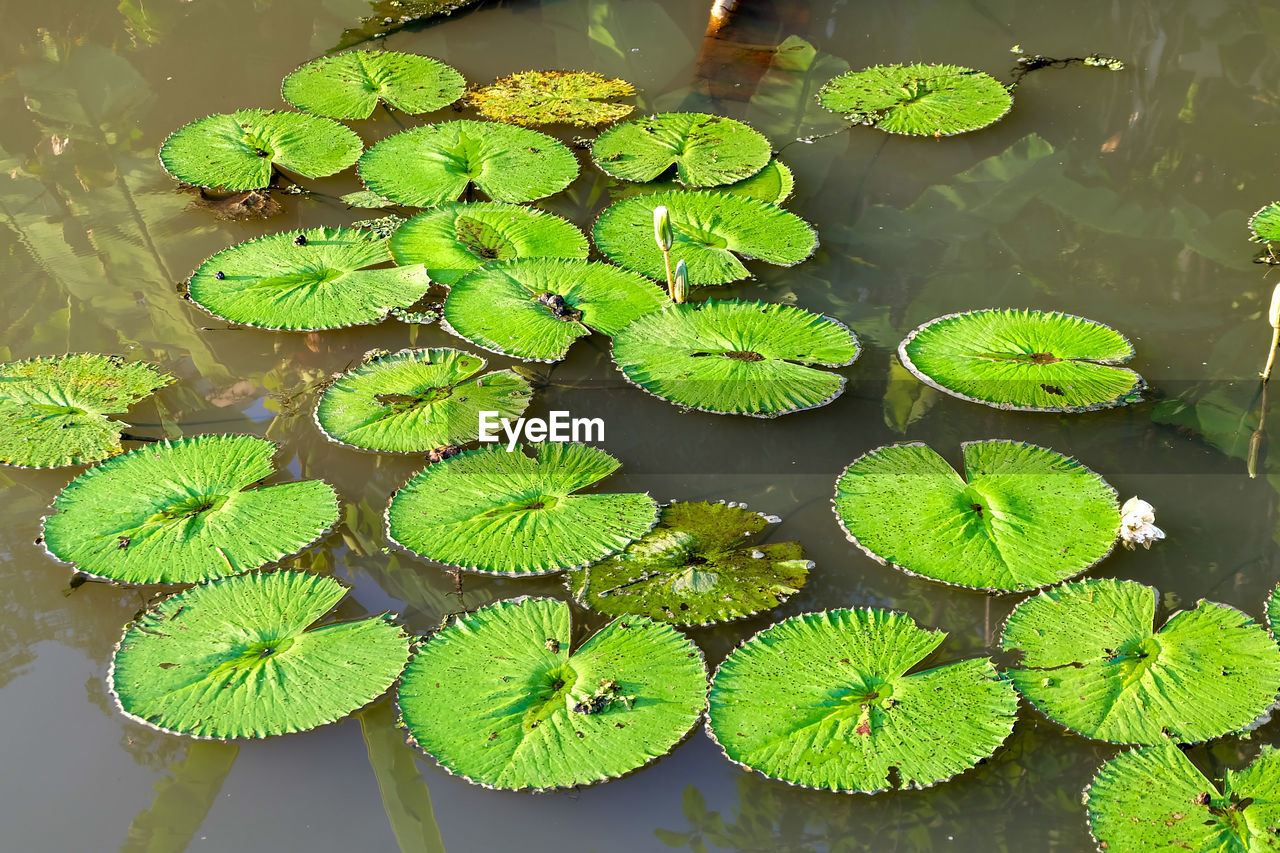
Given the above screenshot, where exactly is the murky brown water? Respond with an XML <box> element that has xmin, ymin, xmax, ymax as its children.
<box><xmin>2</xmin><ymin>0</ymin><xmax>1279</xmax><ymax>851</ymax></box>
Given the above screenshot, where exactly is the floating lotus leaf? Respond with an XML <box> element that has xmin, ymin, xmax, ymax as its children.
<box><xmin>611</xmin><ymin>301</ymin><xmax>858</xmax><ymax>417</ymax></box>
<box><xmin>341</xmin><ymin>189</ymin><xmax>396</xmax><ymax>208</ymax></box>
<box><xmin>1087</xmin><ymin>743</ymin><xmax>1280</xmax><ymax>853</ymax></box>
<box><xmin>397</xmin><ymin>597</ymin><xmax>707</xmax><ymax>790</ymax></box>
<box><xmin>833</xmin><ymin>440</ymin><xmax>1119</xmax><ymax>592</ymax></box>
<box><xmin>110</xmin><ymin>571</ymin><xmax>410</xmax><ymax>738</ymax></box>
<box><xmin>898</xmin><ymin>309</ymin><xmax>1145</xmax><ymax>412</ymax></box>
<box><xmin>817</xmin><ymin>63</ymin><xmax>1012</xmax><ymax>136</ymax></box>
<box><xmin>281</xmin><ymin>50</ymin><xmax>465</xmax><ymax>119</ymax></box>
<box><xmin>592</xmin><ymin>191</ymin><xmax>817</xmax><ymax>285</ymax></box>
<box><xmin>612</xmin><ymin>159</ymin><xmax>795</xmax><ymax>206</ymax></box>
<box><xmin>0</xmin><ymin>354</ymin><xmax>172</xmax><ymax>468</ymax></box>
<box><xmin>707</xmin><ymin>608</ymin><xmax>1019</xmax><ymax>793</ymax></box>
<box><xmin>187</xmin><ymin>227</ymin><xmax>432</xmax><ymax>330</ymax></box>
<box><xmin>42</xmin><ymin>436</ymin><xmax>340</xmax><ymax>584</ymax></box>
<box><xmin>159</xmin><ymin>109</ymin><xmax>363</xmax><ymax>190</ymax></box>
<box><xmin>469</xmin><ymin>70</ymin><xmax>635</xmax><ymax>127</ymax></box>
<box><xmin>1001</xmin><ymin>578</ymin><xmax>1280</xmax><ymax>744</ymax></box>
<box><xmin>568</xmin><ymin>501</ymin><xmax>810</xmax><ymax>626</ymax></box>
<box><xmin>442</xmin><ymin>259</ymin><xmax>666</xmax><ymax>362</ymax></box>
<box><xmin>1249</xmin><ymin>202</ymin><xmax>1280</xmax><ymax>242</ymax></box>
<box><xmin>315</xmin><ymin>348</ymin><xmax>533</xmax><ymax>453</ymax></box>
<box><xmin>386</xmin><ymin>443</ymin><xmax>658</xmax><ymax>576</ymax></box>
<box><xmin>358</xmin><ymin>120</ymin><xmax>578</xmax><ymax>207</ymax></box>
<box><xmin>1270</xmin><ymin>585</ymin><xmax>1279</xmax><ymax>640</ymax></box>
<box><xmin>388</xmin><ymin>202</ymin><xmax>588</xmax><ymax>287</ymax></box>
<box><xmin>591</xmin><ymin>112</ymin><xmax>772</xmax><ymax>187</ymax></box>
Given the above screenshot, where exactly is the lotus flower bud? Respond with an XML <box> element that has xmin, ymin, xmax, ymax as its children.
<box><xmin>1269</xmin><ymin>283</ymin><xmax>1280</xmax><ymax>330</ymax></box>
<box><xmin>672</xmin><ymin>259</ymin><xmax>688</xmax><ymax>304</ymax></box>
<box><xmin>653</xmin><ymin>205</ymin><xmax>673</xmax><ymax>252</ymax></box>
<box><xmin>1119</xmin><ymin>497</ymin><xmax>1165</xmax><ymax>550</ymax></box>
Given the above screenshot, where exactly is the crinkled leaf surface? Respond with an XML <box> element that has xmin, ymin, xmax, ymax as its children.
<box><xmin>611</xmin><ymin>301</ymin><xmax>858</xmax><ymax>417</ymax></box>
<box><xmin>898</xmin><ymin>309</ymin><xmax>1145</xmax><ymax>412</ymax></box>
<box><xmin>818</xmin><ymin>64</ymin><xmax>1012</xmax><ymax>136</ymax></box>
<box><xmin>389</xmin><ymin>202</ymin><xmax>587</xmax><ymax>287</ymax></box>
<box><xmin>470</xmin><ymin>70</ymin><xmax>635</xmax><ymax>127</ymax></box>
<box><xmin>282</xmin><ymin>50</ymin><xmax>464</xmax><ymax>119</ymax></box>
<box><xmin>386</xmin><ymin>443</ymin><xmax>658</xmax><ymax>575</ymax></box>
<box><xmin>188</xmin><ymin>227</ymin><xmax>432</xmax><ymax>330</ymax></box>
<box><xmin>708</xmin><ymin>608</ymin><xmax>1018</xmax><ymax>793</ymax></box>
<box><xmin>315</xmin><ymin>348</ymin><xmax>532</xmax><ymax>453</ymax></box>
<box><xmin>1250</xmin><ymin>202</ymin><xmax>1280</xmax><ymax>243</ymax></box>
<box><xmin>43</xmin><ymin>436</ymin><xmax>339</xmax><ymax>584</ymax></box>
<box><xmin>593</xmin><ymin>191</ymin><xmax>816</xmax><ymax>285</ymax></box>
<box><xmin>159</xmin><ymin>109</ymin><xmax>362</xmax><ymax>190</ymax></box>
<box><xmin>0</xmin><ymin>354</ymin><xmax>172</xmax><ymax>468</ymax></box>
<box><xmin>397</xmin><ymin>597</ymin><xmax>707</xmax><ymax>790</ymax></box>
<box><xmin>612</xmin><ymin>159</ymin><xmax>795</xmax><ymax>206</ymax></box>
<box><xmin>442</xmin><ymin>259</ymin><xmax>666</xmax><ymax>362</ymax></box>
<box><xmin>358</xmin><ymin>120</ymin><xmax>578</xmax><ymax>207</ymax></box>
<box><xmin>833</xmin><ymin>441</ymin><xmax>1119</xmax><ymax>592</ymax></box>
<box><xmin>591</xmin><ymin>112</ymin><xmax>771</xmax><ymax>187</ymax></box>
<box><xmin>1001</xmin><ymin>578</ymin><xmax>1280</xmax><ymax>744</ymax></box>
<box><xmin>110</xmin><ymin>571</ymin><xmax>410</xmax><ymax>738</ymax></box>
<box><xmin>569</xmin><ymin>501</ymin><xmax>810</xmax><ymax>626</ymax></box>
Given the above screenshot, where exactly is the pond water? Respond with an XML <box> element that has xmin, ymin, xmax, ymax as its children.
<box><xmin>2</xmin><ymin>0</ymin><xmax>1279</xmax><ymax>851</ymax></box>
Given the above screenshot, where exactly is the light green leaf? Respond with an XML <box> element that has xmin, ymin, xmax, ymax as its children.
<box><xmin>818</xmin><ymin>64</ymin><xmax>1012</xmax><ymax>136</ymax></box>
<box><xmin>610</xmin><ymin>159</ymin><xmax>796</xmax><ymax>206</ymax></box>
<box><xmin>1249</xmin><ymin>202</ymin><xmax>1280</xmax><ymax>243</ymax></box>
<box><xmin>469</xmin><ymin>70</ymin><xmax>635</xmax><ymax>127</ymax></box>
<box><xmin>591</xmin><ymin>113</ymin><xmax>771</xmax><ymax>187</ymax></box>
<box><xmin>282</xmin><ymin>50</ymin><xmax>464</xmax><ymax>119</ymax></box>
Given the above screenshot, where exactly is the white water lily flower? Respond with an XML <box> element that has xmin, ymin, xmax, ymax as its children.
<box><xmin>1119</xmin><ymin>497</ymin><xmax>1165</xmax><ymax>550</ymax></box>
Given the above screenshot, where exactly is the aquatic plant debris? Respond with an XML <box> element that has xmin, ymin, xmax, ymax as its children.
<box><xmin>469</xmin><ymin>70</ymin><xmax>635</xmax><ymax>127</ymax></box>
<box><xmin>591</xmin><ymin>112</ymin><xmax>772</xmax><ymax>187</ymax></box>
<box><xmin>817</xmin><ymin>64</ymin><xmax>1012</xmax><ymax>136</ymax></box>
<box><xmin>396</xmin><ymin>597</ymin><xmax>707</xmax><ymax>790</ymax></box>
<box><xmin>282</xmin><ymin>50</ymin><xmax>465</xmax><ymax>119</ymax></box>
<box><xmin>1118</xmin><ymin>496</ymin><xmax>1165</xmax><ymax>550</ymax></box>
<box><xmin>109</xmin><ymin>571</ymin><xmax>410</xmax><ymax>739</ymax></box>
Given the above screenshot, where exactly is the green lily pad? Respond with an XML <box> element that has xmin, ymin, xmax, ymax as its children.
<box><xmin>42</xmin><ymin>436</ymin><xmax>340</xmax><ymax>584</ymax></box>
<box><xmin>358</xmin><ymin>120</ymin><xmax>579</xmax><ymax>207</ymax></box>
<box><xmin>315</xmin><ymin>348</ymin><xmax>533</xmax><ymax>453</ymax></box>
<box><xmin>591</xmin><ymin>112</ymin><xmax>772</xmax><ymax>187</ymax></box>
<box><xmin>110</xmin><ymin>571</ymin><xmax>410</xmax><ymax>739</ymax></box>
<box><xmin>1001</xmin><ymin>578</ymin><xmax>1280</xmax><ymax>744</ymax></box>
<box><xmin>568</xmin><ymin>501</ymin><xmax>810</xmax><ymax>626</ymax></box>
<box><xmin>397</xmin><ymin>597</ymin><xmax>707</xmax><ymax>790</ymax></box>
<box><xmin>1250</xmin><ymin>202</ymin><xmax>1280</xmax><ymax>243</ymax></box>
<box><xmin>611</xmin><ymin>301</ymin><xmax>858</xmax><ymax>417</ymax></box>
<box><xmin>818</xmin><ymin>64</ymin><xmax>1012</xmax><ymax>136</ymax></box>
<box><xmin>833</xmin><ymin>440</ymin><xmax>1119</xmax><ymax>592</ymax></box>
<box><xmin>612</xmin><ymin>159</ymin><xmax>796</xmax><ymax>206</ymax></box>
<box><xmin>469</xmin><ymin>70</ymin><xmax>635</xmax><ymax>127</ymax></box>
<box><xmin>388</xmin><ymin>202</ymin><xmax>588</xmax><ymax>287</ymax></box>
<box><xmin>898</xmin><ymin>309</ymin><xmax>1146</xmax><ymax>412</ymax></box>
<box><xmin>386</xmin><ymin>443</ymin><xmax>658</xmax><ymax>576</ymax></box>
<box><xmin>592</xmin><ymin>191</ymin><xmax>817</xmax><ymax>285</ymax></box>
<box><xmin>159</xmin><ymin>109</ymin><xmax>363</xmax><ymax>191</ymax></box>
<box><xmin>1087</xmin><ymin>743</ymin><xmax>1280</xmax><ymax>853</ymax></box>
<box><xmin>1270</xmin><ymin>585</ymin><xmax>1279</xmax><ymax>641</ymax></box>
<box><xmin>707</xmin><ymin>608</ymin><xmax>1019</xmax><ymax>793</ymax></box>
<box><xmin>0</xmin><ymin>354</ymin><xmax>172</xmax><ymax>469</ymax></box>
<box><xmin>441</xmin><ymin>259</ymin><xmax>667</xmax><ymax>362</ymax></box>
<box><xmin>281</xmin><ymin>50</ymin><xmax>465</xmax><ymax>119</ymax></box>
<box><xmin>187</xmin><ymin>227</ymin><xmax>432</xmax><ymax>330</ymax></box>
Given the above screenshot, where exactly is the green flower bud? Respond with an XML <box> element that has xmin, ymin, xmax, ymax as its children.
<box><xmin>672</xmin><ymin>259</ymin><xmax>688</xmax><ymax>304</ymax></box>
<box><xmin>653</xmin><ymin>205</ymin><xmax>673</xmax><ymax>252</ymax></box>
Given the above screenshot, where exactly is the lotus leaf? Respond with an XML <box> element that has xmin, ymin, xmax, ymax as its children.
<box><xmin>282</xmin><ymin>50</ymin><xmax>464</xmax><ymax>119</ymax></box>
<box><xmin>469</xmin><ymin>70</ymin><xmax>635</xmax><ymax>127</ymax></box>
<box><xmin>591</xmin><ymin>112</ymin><xmax>771</xmax><ymax>187</ymax></box>
<box><xmin>612</xmin><ymin>159</ymin><xmax>795</xmax><ymax>206</ymax></box>
<box><xmin>1249</xmin><ymin>202</ymin><xmax>1280</xmax><ymax>243</ymax></box>
<box><xmin>818</xmin><ymin>64</ymin><xmax>1012</xmax><ymax>136</ymax></box>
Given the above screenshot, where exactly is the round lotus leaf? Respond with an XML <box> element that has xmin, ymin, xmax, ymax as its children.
<box><xmin>358</xmin><ymin>120</ymin><xmax>579</xmax><ymax>207</ymax></box>
<box><xmin>1087</xmin><ymin>743</ymin><xmax>1280</xmax><ymax>853</ymax></box>
<box><xmin>187</xmin><ymin>226</ymin><xmax>432</xmax><ymax>331</ymax></box>
<box><xmin>159</xmin><ymin>109</ymin><xmax>363</xmax><ymax>190</ymax></box>
<box><xmin>818</xmin><ymin>63</ymin><xmax>1012</xmax><ymax>136</ymax></box>
<box><xmin>469</xmin><ymin>70</ymin><xmax>635</xmax><ymax>127</ymax></box>
<box><xmin>386</xmin><ymin>442</ymin><xmax>658</xmax><ymax>576</ymax></box>
<box><xmin>281</xmin><ymin>50</ymin><xmax>465</xmax><ymax>119</ymax></box>
<box><xmin>110</xmin><ymin>571</ymin><xmax>410</xmax><ymax>739</ymax></box>
<box><xmin>833</xmin><ymin>440</ymin><xmax>1119</xmax><ymax>592</ymax></box>
<box><xmin>568</xmin><ymin>501</ymin><xmax>810</xmax><ymax>626</ymax></box>
<box><xmin>442</xmin><ymin>259</ymin><xmax>667</xmax><ymax>362</ymax></box>
<box><xmin>611</xmin><ymin>301</ymin><xmax>858</xmax><ymax>418</ymax></box>
<box><xmin>1001</xmin><ymin>578</ymin><xmax>1280</xmax><ymax>745</ymax></box>
<box><xmin>315</xmin><ymin>348</ymin><xmax>533</xmax><ymax>453</ymax></box>
<box><xmin>591</xmin><ymin>112</ymin><xmax>771</xmax><ymax>187</ymax></box>
<box><xmin>388</xmin><ymin>202</ymin><xmax>588</xmax><ymax>287</ymax></box>
<box><xmin>0</xmin><ymin>354</ymin><xmax>172</xmax><ymax>468</ymax></box>
<box><xmin>1250</xmin><ymin>202</ymin><xmax>1280</xmax><ymax>243</ymax></box>
<box><xmin>898</xmin><ymin>308</ymin><xmax>1145</xmax><ymax>412</ymax></box>
<box><xmin>592</xmin><ymin>191</ymin><xmax>817</xmax><ymax>285</ymax></box>
<box><xmin>397</xmin><ymin>597</ymin><xmax>707</xmax><ymax>790</ymax></box>
<box><xmin>612</xmin><ymin>159</ymin><xmax>795</xmax><ymax>206</ymax></box>
<box><xmin>42</xmin><ymin>435</ymin><xmax>340</xmax><ymax>584</ymax></box>
<box><xmin>707</xmin><ymin>608</ymin><xmax>1019</xmax><ymax>793</ymax></box>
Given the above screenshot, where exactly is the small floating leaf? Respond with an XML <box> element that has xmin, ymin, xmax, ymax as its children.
<box><xmin>818</xmin><ymin>64</ymin><xmax>1012</xmax><ymax>136</ymax></box>
<box><xmin>0</xmin><ymin>354</ymin><xmax>172</xmax><ymax>469</ymax></box>
<box><xmin>110</xmin><ymin>571</ymin><xmax>410</xmax><ymax>738</ymax></box>
<box><xmin>42</xmin><ymin>436</ymin><xmax>340</xmax><ymax>584</ymax></box>
<box><xmin>397</xmin><ymin>597</ymin><xmax>707</xmax><ymax>790</ymax></box>
<box><xmin>282</xmin><ymin>50</ymin><xmax>465</xmax><ymax>119</ymax></box>
<box><xmin>1249</xmin><ymin>202</ymin><xmax>1280</xmax><ymax>243</ymax></box>
<box><xmin>469</xmin><ymin>70</ymin><xmax>635</xmax><ymax>127</ymax></box>
<box><xmin>1001</xmin><ymin>578</ymin><xmax>1280</xmax><ymax>744</ymax></box>
<box><xmin>707</xmin><ymin>608</ymin><xmax>1019</xmax><ymax>793</ymax></box>
<box><xmin>898</xmin><ymin>308</ymin><xmax>1145</xmax><ymax>412</ymax></box>
<box><xmin>591</xmin><ymin>112</ymin><xmax>771</xmax><ymax>187</ymax></box>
